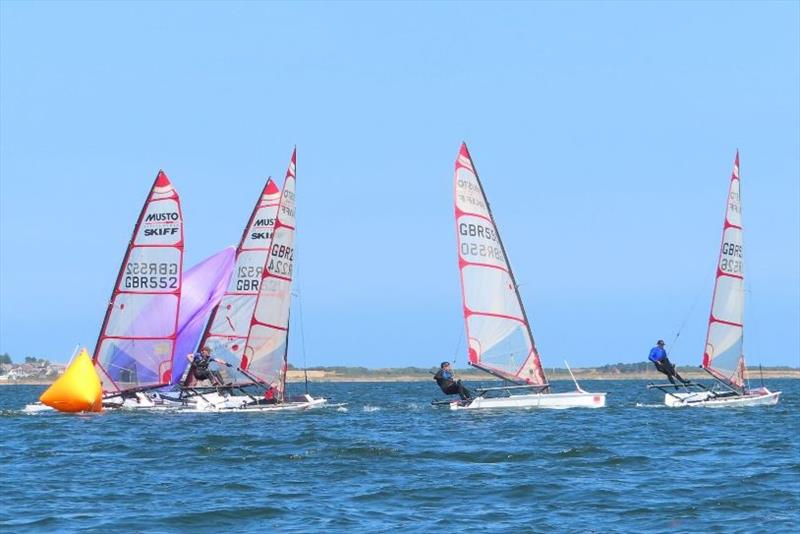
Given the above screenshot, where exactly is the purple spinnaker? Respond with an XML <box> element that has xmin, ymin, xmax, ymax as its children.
<box><xmin>170</xmin><ymin>247</ymin><xmax>235</xmax><ymax>384</ymax></box>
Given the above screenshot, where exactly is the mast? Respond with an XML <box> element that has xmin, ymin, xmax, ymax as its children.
<box><xmin>702</xmin><ymin>151</ymin><xmax>746</xmax><ymax>393</ymax></box>
<box><xmin>280</xmin><ymin>310</ymin><xmax>291</xmax><ymax>399</ymax></box>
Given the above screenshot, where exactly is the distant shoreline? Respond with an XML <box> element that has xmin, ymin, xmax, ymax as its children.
<box><xmin>3</xmin><ymin>369</ymin><xmax>798</xmax><ymax>386</ymax></box>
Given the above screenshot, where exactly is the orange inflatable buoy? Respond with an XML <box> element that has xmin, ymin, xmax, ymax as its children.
<box><xmin>39</xmin><ymin>348</ymin><xmax>103</xmax><ymax>413</ymax></box>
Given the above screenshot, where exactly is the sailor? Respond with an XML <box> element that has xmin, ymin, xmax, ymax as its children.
<box><xmin>648</xmin><ymin>340</ymin><xmax>689</xmax><ymax>387</ymax></box>
<box><xmin>433</xmin><ymin>362</ymin><xmax>473</xmax><ymax>400</ymax></box>
<box><xmin>185</xmin><ymin>346</ymin><xmax>225</xmax><ymax>386</ymax></box>
<box><xmin>262</xmin><ymin>385</ymin><xmax>278</xmax><ymax>404</ymax></box>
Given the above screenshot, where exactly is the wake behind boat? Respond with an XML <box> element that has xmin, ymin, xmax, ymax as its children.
<box><xmin>435</xmin><ymin>143</ymin><xmax>606</xmax><ymax>411</ymax></box>
<box><xmin>648</xmin><ymin>153</ymin><xmax>780</xmax><ymax>407</ymax></box>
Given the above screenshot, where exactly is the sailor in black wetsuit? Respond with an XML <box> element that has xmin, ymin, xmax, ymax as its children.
<box><xmin>184</xmin><ymin>346</ymin><xmax>225</xmax><ymax>386</ymax></box>
<box><xmin>434</xmin><ymin>362</ymin><xmax>472</xmax><ymax>400</ymax></box>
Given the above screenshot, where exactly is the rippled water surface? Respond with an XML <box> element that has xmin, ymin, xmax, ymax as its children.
<box><xmin>1</xmin><ymin>380</ymin><xmax>799</xmax><ymax>532</ymax></box>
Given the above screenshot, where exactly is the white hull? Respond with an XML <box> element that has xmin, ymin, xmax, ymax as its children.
<box><xmin>23</xmin><ymin>392</ymin><xmax>167</xmax><ymax>413</ymax></box>
<box><xmin>448</xmin><ymin>390</ymin><xmax>606</xmax><ymax>411</ymax></box>
<box><xmin>24</xmin><ymin>392</ymin><xmax>329</xmax><ymax>413</ymax></box>
<box><xmin>188</xmin><ymin>392</ymin><xmax>328</xmax><ymax>412</ymax></box>
<box><xmin>663</xmin><ymin>387</ymin><xmax>781</xmax><ymax>407</ymax></box>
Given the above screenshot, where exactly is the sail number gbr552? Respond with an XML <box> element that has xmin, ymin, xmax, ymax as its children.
<box><xmin>123</xmin><ymin>262</ymin><xmax>178</xmax><ymax>290</ymax></box>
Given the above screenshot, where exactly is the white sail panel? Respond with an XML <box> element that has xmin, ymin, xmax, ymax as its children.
<box><xmin>711</xmin><ymin>276</ymin><xmax>744</xmax><ymax>325</ymax></box>
<box><xmin>718</xmin><ymin>227</ymin><xmax>744</xmax><ymax>277</ymax></box>
<box><xmin>228</xmin><ymin>250</ymin><xmax>268</xmax><ymax>293</ymax></box>
<box><xmin>197</xmin><ymin>178</ymin><xmax>281</xmax><ymax>371</ymax></box>
<box><xmin>208</xmin><ymin>295</ymin><xmax>256</xmax><ymax>337</ymax></box>
<box><xmin>242</xmin><ymin>206</ymin><xmax>278</xmax><ymax>250</ymax></box>
<box><xmin>458</xmin><ymin>215</ymin><xmax>507</xmax><ymax>269</ymax></box>
<box><xmin>252</xmin><ymin>277</ymin><xmax>291</xmax><ymax>327</ymax></box>
<box><xmin>93</xmin><ymin>171</ymin><xmax>184</xmax><ymax>393</ymax></box>
<box><xmin>462</xmin><ymin>266</ymin><xmax>524</xmax><ymax>319</ymax></box>
<box><xmin>243</xmin><ymin>323</ymin><xmax>287</xmax><ymax>388</ymax></box>
<box><xmin>467</xmin><ymin>315</ymin><xmax>533</xmax><ymax>372</ymax></box>
<box><xmin>95</xmin><ymin>339</ymin><xmax>174</xmax><ymax>388</ymax></box>
<box><xmin>703</xmin><ymin>152</ymin><xmax>746</xmax><ymax>388</ymax></box>
<box><xmin>455</xmin><ymin>162</ymin><xmax>489</xmax><ymax>216</ymax></box>
<box><xmin>135</xmin><ymin>198</ymin><xmax>182</xmax><ymax>245</ymax></box>
<box><xmin>264</xmin><ymin>226</ymin><xmax>295</xmax><ymax>279</ymax></box>
<box><xmin>104</xmin><ymin>294</ymin><xmax>179</xmax><ymax>337</ymax></box>
<box><xmin>726</xmin><ymin>163</ymin><xmax>742</xmax><ymax>227</ymax></box>
<box><xmin>454</xmin><ymin>143</ymin><xmax>547</xmax><ymax>385</ymax></box>
<box><xmin>241</xmin><ymin>150</ymin><xmax>297</xmax><ymax>398</ymax></box>
<box><xmin>119</xmin><ymin>247</ymin><xmax>181</xmax><ymax>293</ymax></box>
<box><xmin>705</xmin><ymin>323</ymin><xmax>743</xmax><ymax>367</ymax></box>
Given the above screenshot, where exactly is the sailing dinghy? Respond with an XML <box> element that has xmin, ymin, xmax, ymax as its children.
<box><xmin>93</xmin><ymin>172</ymin><xmax>237</xmax><ymax>409</ymax></box>
<box><xmin>186</xmin><ymin>150</ymin><xmax>327</xmax><ymax>412</ymax></box>
<box><xmin>440</xmin><ymin>143</ymin><xmax>606</xmax><ymax>410</ymax></box>
<box><xmin>24</xmin><ymin>173</ymin><xmax>236</xmax><ymax>412</ymax></box>
<box><xmin>648</xmin><ymin>153</ymin><xmax>780</xmax><ymax>407</ymax></box>
<box><xmin>81</xmin><ymin>170</ymin><xmax>188</xmax><ymax>408</ymax></box>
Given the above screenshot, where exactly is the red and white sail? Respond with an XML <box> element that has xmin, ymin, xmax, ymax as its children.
<box><xmin>197</xmin><ymin>178</ymin><xmax>281</xmax><ymax>380</ymax></box>
<box><xmin>702</xmin><ymin>152</ymin><xmax>746</xmax><ymax>389</ymax></box>
<box><xmin>241</xmin><ymin>150</ymin><xmax>297</xmax><ymax>398</ymax></box>
<box><xmin>93</xmin><ymin>171</ymin><xmax>184</xmax><ymax>393</ymax></box>
<box><xmin>454</xmin><ymin>143</ymin><xmax>547</xmax><ymax>386</ymax></box>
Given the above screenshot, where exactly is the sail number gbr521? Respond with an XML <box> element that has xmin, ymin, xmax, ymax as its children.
<box><xmin>123</xmin><ymin>262</ymin><xmax>179</xmax><ymax>290</ymax></box>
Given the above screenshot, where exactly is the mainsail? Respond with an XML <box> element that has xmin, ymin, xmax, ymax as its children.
<box><xmin>93</xmin><ymin>171</ymin><xmax>185</xmax><ymax>393</ymax></box>
<box><xmin>197</xmin><ymin>178</ymin><xmax>281</xmax><ymax>381</ymax></box>
<box><xmin>241</xmin><ymin>150</ymin><xmax>297</xmax><ymax>398</ymax></box>
<box><xmin>702</xmin><ymin>152</ymin><xmax>746</xmax><ymax>390</ymax></box>
<box><xmin>170</xmin><ymin>247</ymin><xmax>236</xmax><ymax>385</ymax></box>
<box><xmin>454</xmin><ymin>143</ymin><xmax>547</xmax><ymax>386</ymax></box>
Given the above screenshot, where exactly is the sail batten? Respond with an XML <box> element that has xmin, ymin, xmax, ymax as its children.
<box><xmin>454</xmin><ymin>143</ymin><xmax>547</xmax><ymax>386</ymax></box>
<box><xmin>702</xmin><ymin>152</ymin><xmax>746</xmax><ymax>390</ymax></box>
<box><xmin>92</xmin><ymin>171</ymin><xmax>185</xmax><ymax>393</ymax></box>
<box><xmin>196</xmin><ymin>177</ymin><xmax>282</xmax><ymax>382</ymax></box>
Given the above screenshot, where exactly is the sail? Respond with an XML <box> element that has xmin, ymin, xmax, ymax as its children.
<box><xmin>241</xmin><ymin>150</ymin><xmax>296</xmax><ymax>399</ymax></box>
<box><xmin>170</xmin><ymin>247</ymin><xmax>236</xmax><ymax>385</ymax></box>
<box><xmin>197</xmin><ymin>178</ymin><xmax>282</xmax><ymax>382</ymax></box>
<box><xmin>93</xmin><ymin>171</ymin><xmax>185</xmax><ymax>393</ymax></box>
<box><xmin>454</xmin><ymin>143</ymin><xmax>547</xmax><ymax>386</ymax></box>
<box><xmin>702</xmin><ymin>152</ymin><xmax>746</xmax><ymax>389</ymax></box>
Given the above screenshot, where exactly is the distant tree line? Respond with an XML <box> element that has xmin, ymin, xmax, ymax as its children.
<box><xmin>0</xmin><ymin>353</ymin><xmax>51</xmax><ymax>365</ymax></box>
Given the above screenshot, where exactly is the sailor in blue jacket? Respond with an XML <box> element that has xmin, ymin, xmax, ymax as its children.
<box><xmin>434</xmin><ymin>362</ymin><xmax>473</xmax><ymax>400</ymax></box>
<box><xmin>648</xmin><ymin>340</ymin><xmax>688</xmax><ymax>387</ymax></box>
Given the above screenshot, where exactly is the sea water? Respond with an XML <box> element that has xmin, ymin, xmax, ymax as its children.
<box><xmin>1</xmin><ymin>380</ymin><xmax>798</xmax><ymax>533</ymax></box>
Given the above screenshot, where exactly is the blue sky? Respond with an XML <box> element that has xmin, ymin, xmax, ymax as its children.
<box><xmin>1</xmin><ymin>1</ymin><xmax>798</xmax><ymax>369</ymax></box>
